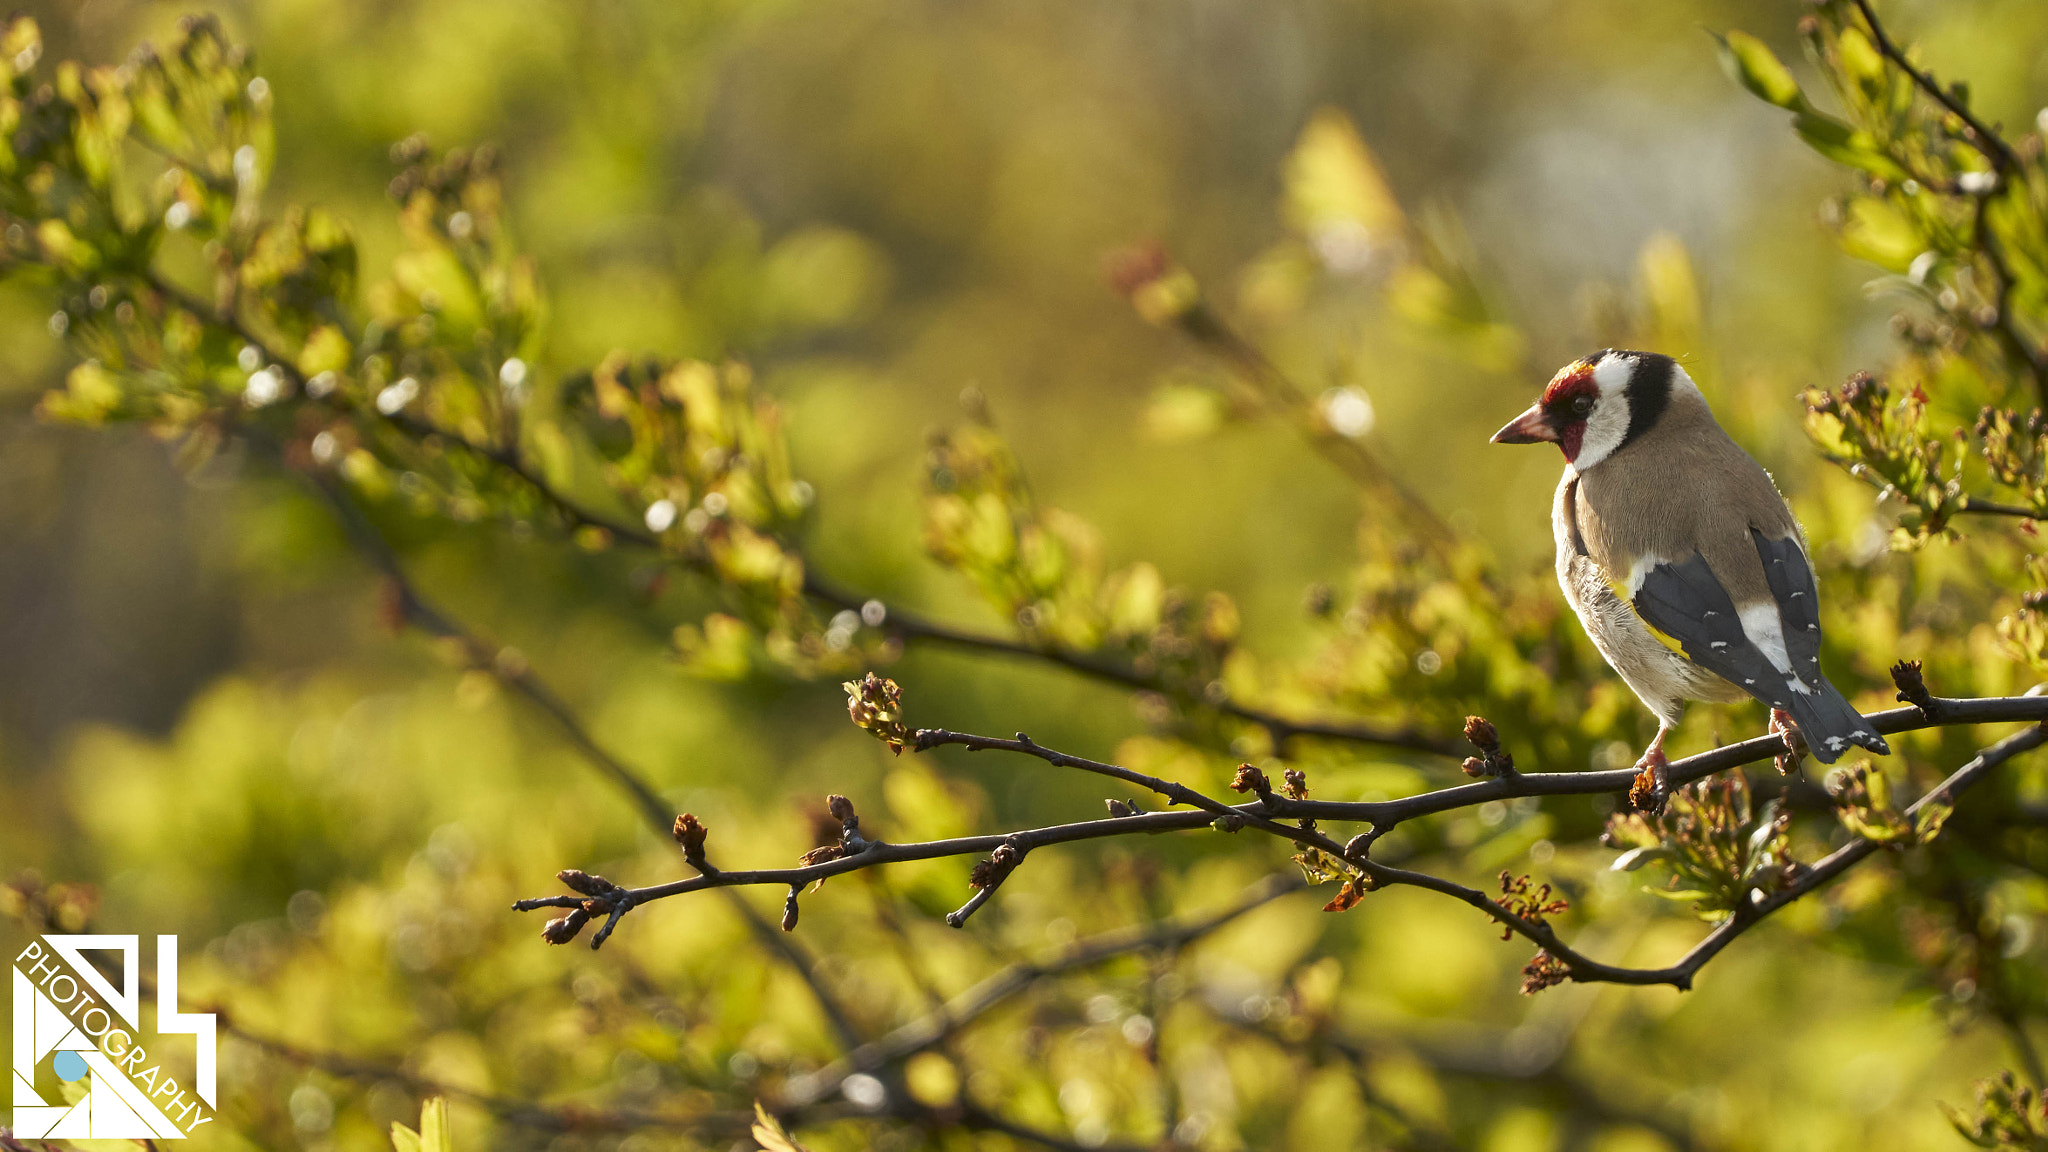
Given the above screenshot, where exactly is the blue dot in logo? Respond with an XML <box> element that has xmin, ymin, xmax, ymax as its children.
<box><xmin>51</xmin><ymin>1050</ymin><xmax>88</xmax><ymax>1082</ymax></box>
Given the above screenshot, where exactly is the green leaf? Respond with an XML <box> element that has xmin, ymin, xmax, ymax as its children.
<box><xmin>1913</xmin><ymin>795</ymin><xmax>1954</xmax><ymax>844</ymax></box>
<box><xmin>1793</xmin><ymin>111</ymin><xmax>1910</xmax><ymax>182</ymax></box>
<box><xmin>1834</xmin><ymin>26</ymin><xmax>1889</xmax><ymax>95</ymax></box>
<box><xmin>1715</xmin><ymin>30</ymin><xmax>1804</xmax><ymax>109</ymax></box>
<box><xmin>1648</xmin><ymin>887</ymin><xmax>1714</xmax><ymax>903</ymax></box>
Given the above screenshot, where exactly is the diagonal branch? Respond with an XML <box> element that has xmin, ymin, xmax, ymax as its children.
<box><xmin>782</xmin><ymin>873</ymin><xmax>1304</xmax><ymax>1106</ymax></box>
<box><xmin>140</xmin><ymin>267</ymin><xmax>1452</xmax><ymax>759</ymax></box>
<box><xmin>1848</xmin><ymin>0</ymin><xmax>2022</xmax><ymax>176</ymax></box>
<box><xmin>294</xmin><ymin>463</ymin><xmax>868</xmax><ymax>1053</ymax></box>
<box><xmin>1847</xmin><ymin>0</ymin><xmax>2047</xmax><ymax>400</ymax></box>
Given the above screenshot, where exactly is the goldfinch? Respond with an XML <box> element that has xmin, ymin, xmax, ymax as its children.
<box><xmin>1491</xmin><ymin>349</ymin><xmax>1889</xmax><ymax>778</ymax></box>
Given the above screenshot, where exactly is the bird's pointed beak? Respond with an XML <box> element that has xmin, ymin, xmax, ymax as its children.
<box><xmin>1490</xmin><ymin>404</ymin><xmax>1556</xmax><ymax>445</ymax></box>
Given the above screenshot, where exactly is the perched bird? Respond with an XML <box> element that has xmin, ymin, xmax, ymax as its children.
<box><xmin>1490</xmin><ymin>349</ymin><xmax>1889</xmax><ymax>790</ymax></box>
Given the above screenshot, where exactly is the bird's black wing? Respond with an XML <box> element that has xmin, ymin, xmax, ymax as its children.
<box><xmin>1628</xmin><ymin>553</ymin><xmax>1797</xmax><ymax>711</ymax></box>
<box><xmin>1629</xmin><ymin>539</ymin><xmax>1888</xmax><ymax>763</ymax></box>
<box><xmin>1753</xmin><ymin>529</ymin><xmax>1824</xmax><ymax>686</ymax></box>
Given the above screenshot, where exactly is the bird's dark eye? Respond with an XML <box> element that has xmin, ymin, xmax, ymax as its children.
<box><xmin>1570</xmin><ymin>394</ymin><xmax>1595</xmax><ymax>418</ymax></box>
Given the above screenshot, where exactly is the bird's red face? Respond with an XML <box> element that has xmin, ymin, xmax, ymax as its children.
<box><xmin>1492</xmin><ymin>359</ymin><xmax>1600</xmax><ymax>463</ymax></box>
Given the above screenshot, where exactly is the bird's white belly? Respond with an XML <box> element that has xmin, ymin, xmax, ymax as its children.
<box><xmin>1557</xmin><ymin>551</ymin><xmax>1745</xmax><ymax>725</ymax></box>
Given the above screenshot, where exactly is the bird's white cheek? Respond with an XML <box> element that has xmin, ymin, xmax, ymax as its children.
<box><xmin>1570</xmin><ymin>398</ymin><xmax>1632</xmax><ymax>470</ymax></box>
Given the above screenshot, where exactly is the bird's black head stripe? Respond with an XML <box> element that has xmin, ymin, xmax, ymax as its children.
<box><xmin>1620</xmin><ymin>352</ymin><xmax>1674</xmax><ymax>448</ymax></box>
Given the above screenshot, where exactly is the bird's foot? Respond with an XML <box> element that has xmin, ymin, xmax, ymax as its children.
<box><xmin>1628</xmin><ymin>746</ymin><xmax>1671</xmax><ymax>815</ymax></box>
<box><xmin>1768</xmin><ymin>708</ymin><xmax>1805</xmax><ymax>776</ymax></box>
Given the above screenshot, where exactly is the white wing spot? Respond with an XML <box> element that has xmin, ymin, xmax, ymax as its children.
<box><xmin>1826</xmin><ymin>736</ymin><xmax>1846</xmax><ymax>751</ymax></box>
<box><xmin>1738</xmin><ymin>603</ymin><xmax>1796</xmax><ymax>675</ymax></box>
<box><xmin>1744</xmin><ymin>678</ymin><xmax>1755</xmax><ymax>685</ymax></box>
<box><xmin>1710</xmin><ymin>641</ymin><xmax>1728</xmax><ymax>649</ymax></box>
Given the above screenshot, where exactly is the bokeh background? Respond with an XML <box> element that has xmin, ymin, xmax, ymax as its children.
<box><xmin>3</xmin><ymin>1</ymin><xmax>2048</xmax><ymax>1149</ymax></box>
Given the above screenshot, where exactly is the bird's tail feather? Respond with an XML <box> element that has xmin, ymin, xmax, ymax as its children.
<box><xmin>1785</xmin><ymin>679</ymin><xmax>1890</xmax><ymax>764</ymax></box>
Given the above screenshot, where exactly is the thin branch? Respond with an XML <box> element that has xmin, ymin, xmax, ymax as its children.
<box><xmin>49</xmin><ymin>928</ymin><xmax>752</xmax><ymax>1137</ymax></box>
<box><xmin>296</xmin><ymin>465</ymin><xmax>868</xmax><ymax>1053</ymax></box>
<box><xmin>1270</xmin><ymin>695</ymin><xmax>2048</xmax><ymax>830</ymax></box>
<box><xmin>1848</xmin><ymin>0</ymin><xmax>2047</xmax><ymax>400</ymax></box>
<box><xmin>1225</xmin><ymin>1011</ymin><xmax>1704</xmax><ymax>1152</ymax></box>
<box><xmin>1632</xmin><ymin>722</ymin><xmax>2048</xmax><ymax>985</ymax></box>
<box><xmin>805</xmin><ymin>572</ymin><xmax>1458</xmax><ymax>757</ymax></box>
<box><xmin>951</xmin><ymin>1102</ymin><xmax>1153</xmax><ymax>1152</ymax></box>
<box><xmin>1968</xmin><ymin>182</ymin><xmax>2048</xmax><ymax>406</ymax></box>
<box><xmin>1848</xmin><ymin>0</ymin><xmax>2023</xmax><ymax>175</ymax></box>
<box><xmin>1957</xmin><ymin>496</ymin><xmax>2046</xmax><ymax>520</ymax></box>
<box><xmin>224</xmin><ymin>1019</ymin><xmax>747</xmax><ymax>1135</ymax></box>
<box><xmin>783</xmin><ymin>874</ymin><xmax>1304</xmax><ymax>1106</ymax></box>
<box><xmin>304</xmin><ymin>466</ymin><xmax>674</xmax><ymax>829</ymax></box>
<box><xmin>1179</xmin><ymin>302</ymin><xmax>1455</xmax><ymax>546</ymax></box>
<box><xmin>915</xmin><ymin>728</ymin><xmax>1258</xmax><ymax>821</ymax></box>
<box><xmin>140</xmin><ymin>269</ymin><xmax>1451</xmax><ymax>759</ymax></box>
<box><xmin>519</xmin><ymin>708</ymin><xmax>2048</xmax><ymax>992</ymax></box>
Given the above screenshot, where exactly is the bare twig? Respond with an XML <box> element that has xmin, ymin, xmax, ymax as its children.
<box><xmin>806</xmin><ymin>572</ymin><xmax>1458</xmax><ymax>757</ymax></box>
<box><xmin>1957</xmin><ymin>496</ymin><xmax>2046</xmax><ymax>520</ymax></box>
<box><xmin>1847</xmin><ymin>0</ymin><xmax>2048</xmax><ymax>400</ymax></box>
<box><xmin>783</xmin><ymin>874</ymin><xmax>1303</xmax><ymax>1105</ymax></box>
<box><xmin>296</xmin><ymin>465</ymin><xmax>868</xmax><ymax>1052</ymax></box>
<box><xmin>519</xmin><ymin>707</ymin><xmax>2048</xmax><ymax>991</ymax></box>
<box><xmin>1847</xmin><ymin>0</ymin><xmax>2022</xmax><ymax>176</ymax></box>
<box><xmin>1272</xmin><ymin>695</ymin><xmax>2048</xmax><ymax>830</ymax></box>
<box><xmin>1224</xmin><ymin>1012</ymin><xmax>1704</xmax><ymax>1152</ymax></box>
<box><xmin>1173</xmin><ymin>301</ymin><xmax>1457</xmax><ymax>547</ymax></box>
<box><xmin>224</xmin><ymin>1021</ymin><xmax>747</xmax><ymax>1135</ymax></box>
<box><xmin>141</xmin><ymin>267</ymin><xmax>1452</xmax><ymax>759</ymax></box>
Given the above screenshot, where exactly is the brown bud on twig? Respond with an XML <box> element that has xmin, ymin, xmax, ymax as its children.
<box><xmin>1520</xmin><ymin>951</ymin><xmax>1571</xmax><ymax>995</ymax></box>
<box><xmin>1462</xmin><ymin>715</ymin><xmax>1514</xmax><ymax>775</ymax></box>
<box><xmin>1463</xmin><ymin>715</ymin><xmax>1498</xmax><ymax>750</ymax></box>
<box><xmin>557</xmin><ymin>869</ymin><xmax>618</xmax><ymax>897</ymax></box>
<box><xmin>1282</xmin><ymin>769</ymin><xmax>1309</xmax><ymax>800</ymax></box>
<box><xmin>781</xmin><ymin>886</ymin><xmax>800</xmax><ymax>932</ymax></box>
<box><xmin>968</xmin><ymin>843</ymin><xmax>1023</xmax><ymax>891</ymax></box>
<box><xmin>1891</xmin><ymin>659</ymin><xmax>1940</xmax><ymax>718</ymax></box>
<box><xmin>1105</xmin><ymin>798</ymin><xmax>1138</xmax><ymax>817</ymax></box>
<box><xmin>541</xmin><ymin>908</ymin><xmax>592</xmax><ymax>946</ymax></box>
<box><xmin>1461</xmin><ymin>757</ymin><xmax>1489</xmax><ymax>778</ymax></box>
<box><xmin>671</xmin><ymin>813</ymin><xmax>709</xmax><ymax>862</ymax></box>
<box><xmin>1230</xmin><ymin>764</ymin><xmax>1272</xmax><ymax>796</ymax></box>
<box><xmin>827</xmin><ymin>794</ymin><xmax>858</xmax><ymax>825</ymax></box>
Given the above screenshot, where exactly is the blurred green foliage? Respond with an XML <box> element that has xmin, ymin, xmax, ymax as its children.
<box><xmin>3</xmin><ymin>2</ymin><xmax>2048</xmax><ymax>1151</ymax></box>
